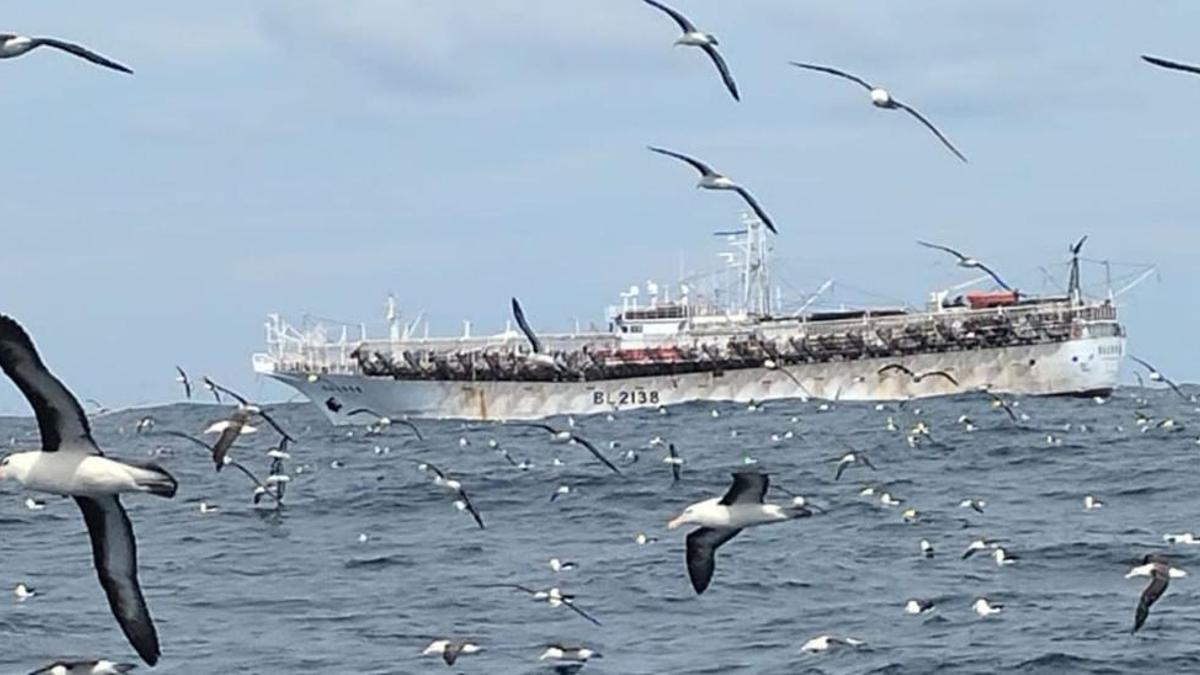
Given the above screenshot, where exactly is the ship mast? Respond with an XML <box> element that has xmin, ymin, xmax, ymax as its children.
<box><xmin>737</xmin><ymin>212</ymin><xmax>771</xmax><ymax>317</ymax></box>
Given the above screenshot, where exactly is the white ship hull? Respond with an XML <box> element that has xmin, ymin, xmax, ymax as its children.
<box><xmin>258</xmin><ymin>334</ymin><xmax>1124</xmax><ymax>424</ymax></box>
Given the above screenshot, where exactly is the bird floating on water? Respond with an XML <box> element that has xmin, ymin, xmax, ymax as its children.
<box><xmin>29</xmin><ymin>660</ymin><xmax>135</xmax><ymax>675</ymax></box>
<box><xmin>641</xmin><ymin>0</ymin><xmax>739</xmax><ymax>101</ymax></box>
<box><xmin>789</xmin><ymin>62</ymin><xmax>966</xmax><ymax>162</ymax></box>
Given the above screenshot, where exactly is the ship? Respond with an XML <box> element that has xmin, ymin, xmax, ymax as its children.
<box><xmin>253</xmin><ymin>216</ymin><xmax>1128</xmax><ymax>423</ymax></box>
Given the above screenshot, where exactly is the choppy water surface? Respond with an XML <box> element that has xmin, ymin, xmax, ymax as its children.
<box><xmin>2</xmin><ymin>389</ymin><xmax>1200</xmax><ymax>674</ymax></box>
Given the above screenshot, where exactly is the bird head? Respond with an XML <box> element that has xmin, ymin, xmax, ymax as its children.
<box><xmin>668</xmin><ymin>504</ymin><xmax>698</xmax><ymax>530</ymax></box>
<box><xmin>0</xmin><ymin>452</ymin><xmax>33</xmax><ymax>483</ymax></box>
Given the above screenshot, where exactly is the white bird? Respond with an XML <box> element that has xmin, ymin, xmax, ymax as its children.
<box><xmin>920</xmin><ymin>539</ymin><xmax>934</xmax><ymax>559</ymax></box>
<box><xmin>668</xmin><ymin>472</ymin><xmax>812</xmax><ymax>593</ymax></box>
<box><xmin>511</xmin><ymin>298</ymin><xmax>560</xmax><ymax>370</ymax></box>
<box><xmin>635</xmin><ymin>532</ymin><xmax>658</xmax><ymax>546</ymax></box>
<box><xmin>14</xmin><ymin>583</ymin><xmax>37</xmax><ymax>601</ymax></box>
<box><xmin>0</xmin><ymin>316</ymin><xmax>172</xmax><ymax>665</ymax></box>
<box><xmin>648</xmin><ymin>146</ymin><xmax>779</xmax><ymax>234</ymax></box>
<box><xmin>539</xmin><ymin>644</ymin><xmax>602</xmax><ymax>663</ymax></box>
<box><xmin>973</xmin><ymin>598</ymin><xmax>1003</xmax><ymax>617</ymax></box>
<box><xmin>993</xmin><ymin>547</ymin><xmax>1019</xmax><ymax>566</ymax></box>
<box><xmin>1164</xmin><ymin>532</ymin><xmax>1200</xmax><ymax>545</ymax></box>
<box><xmin>641</xmin><ymin>0</ymin><xmax>740</xmax><ymax>101</ymax></box>
<box><xmin>29</xmin><ymin>660</ymin><xmax>136</xmax><ymax>675</ymax></box>
<box><xmin>1084</xmin><ymin>495</ymin><xmax>1104</xmax><ymax>510</ymax></box>
<box><xmin>959</xmin><ymin>498</ymin><xmax>987</xmax><ymax>514</ymax></box>
<box><xmin>24</xmin><ymin>496</ymin><xmax>46</xmax><ymax>510</ymax></box>
<box><xmin>962</xmin><ymin>538</ymin><xmax>1004</xmax><ymax>560</ymax></box>
<box><xmin>549</xmin><ymin>558</ymin><xmax>577</xmax><ymax>573</ymax></box>
<box><xmin>421</xmin><ymin>639</ymin><xmax>481</xmax><ymax>667</ymax></box>
<box><xmin>834</xmin><ymin>451</ymin><xmax>877</xmax><ymax>480</ymax></box>
<box><xmin>790</xmin><ymin>62</ymin><xmax>967</xmax><ymax>162</ymax></box>
<box><xmin>917</xmin><ymin>241</ymin><xmax>1012</xmax><ymax>290</ymax></box>
<box><xmin>0</xmin><ymin>34</ymin><xmax>133</xmax><ymax>74</ymax></box>
<box><xmin>801</xmin><ymin>635</ymin><xmax>865</xmax><ymax>652</ymax></box>
<box><xmin>905</xmin><ymin>598</ymin><xmax>935</xmax><ymax>615</ymax></box>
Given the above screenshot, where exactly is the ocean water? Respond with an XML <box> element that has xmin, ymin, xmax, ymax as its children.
<box><xmin>1</xmin><ymin>389</ymin><xmax>1199</xmax><ymax>674</ymax></box>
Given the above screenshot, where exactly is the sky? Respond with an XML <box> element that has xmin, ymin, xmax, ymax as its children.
<box><xmin>2</xmin><ymin>1</ymin><xmax>1198</xmax><ymax>414</ymax></box>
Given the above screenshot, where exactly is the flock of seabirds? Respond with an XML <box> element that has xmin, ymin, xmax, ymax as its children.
<box><xmin>4</xmin><ymin>3</ymin><xmax>1200</xmax><ymax>673</ymax></box>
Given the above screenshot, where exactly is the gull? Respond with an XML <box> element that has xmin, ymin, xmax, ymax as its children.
<box><xmin>664</xmin><ymin>443</ymin><xmax>683</xmax><ymax>484</ymax></box>
<box><xmin>879</xmin><ymin>492</ymin><xmax>903</xmax><ymax>507</ymax></box>
<box><xmin>511</xmin><ymin>298</ymin><xmax>560</xmax><ymax>370</ymax></box>
<box><xmin>29</xmin><ymin>660</ymin><xmax>136</xmax><ymax>675</ymax></box>
<box><xmin>422</xmin><ymin>639</ymin><xmax>481</xmax><ymax>667</ymax></box>
<box><xmin>973</xmin><ymin>598</ymin><xmax>1003</xmax><ymax>617</ymax></box>
<box><xmin>174</xmin><ymin>366</ymin><xmax>191</xmax><ymax>399</ymax></box>
<box><xmin>14</xmin><ymin>583</ymin><xmax>37</xmax><ymax>601</ymax></box>
<box><xmin>648</xmin><ymin>146</ymin><xmax>779</xmax><ymax>234</ymax></box>
<box><xmin>962</xmin><ymin>538</ymin><xmax>1004</xmax><ymax>560</ymax></box>
<box><xmin>641</xmin><ymin>0</ymin><xmax>739</xmax><ymax>101</ymax></box>
<box><xmin>25</xmin><ymin>496</ymin><xmax>46</xmax><ymax>510</ymax></box>
<box><xmin>992</xmin><ymin>547</ymin><xmax>1018</xmax><ymax>566</ymax></box>
<box><xmin>417</xmin><ymin>461</ymin><xmax>484</xmax><ymax>529</ymax></box>
<box><xmin>513</xmin><ymin>423</ymin><xmax>622</xmax><ymax>474</ymax></box>
<box><xmin>833</xmin><ymin>451</ymin><xmax>876</xmax><ymax>481</ymax></box>
<box><xmin>917</xmin><ymin>241</ymin><xmax>1012</xmax><ymax>290</ymax></box>
<box><xmin>801</xmin><ymin>635</ymin><xmax>864</xmax><ymax>652</ymax></box>
<box><xmin>905</xmin><ymin>598</ymin><xmax>936</xmax><ymax>615</ymax></box>
<box><xmin>668</xmin><ymin>472</ymin><xmax>813</xmax><ymax>593</ymax></box>
<box><xmin>0</xmin><ymin>315</ymin><xmax>173</xmax><ymax>665</ymax></box>
<box><xmin>1142</xmin><ymin>54</ymin><xmax>1200</xmax><ymax>77</ymax></box>
<box><xmin>959</xmin><ymin>499</ymin><xmax>986</xmax><ymax>514</ymax></box>
<box><xmin>1084</xmin><ymin>495</ymin><xmax>1104</xmax><ymax>510</ymax></box>
<box><xmin>0</xmin><ymin>34</ymin><xmax>132</xmax><ymax>74</ymax></box>
<box><xmin>494</xmin><ymin>585</ymin><xmax>603</xmax><ymax>626</ymax></box>
<box><xmin>877</xmin><ymin>363</ymin><xmax>959</xmax><ymax>387</ymax></box>
<box><xmin>1128</xmin><ymin>356</ymin><xmax>1191</xmax><ymax>401</ymax></box>
<box><xmin>198</xmin><ymin>501</ymin><xmax>219</xmax><ymax>515</ymax></box>
<box><xmin>549</xmin><ymin>558</ymin><xmax>577</xmax><ymax>573</ymax></box>
<box><xmin>1127</xmin><ymin>554</ymin><xmax>1184</xmax><ymax>633</ymax></box>
<box><xmin>346</xmin><ymin>408</ymin><xmax>423</xmax><ymax>439</ymax></box>
<box><xmin>539</xmin><ymin>644</ymin><xmax>602</xmax><ymax>663</ymax></box>
<box><xmin>789</xmin><ymin>62</ymin><xmax>966</xmax><ymax>162</ymax></box>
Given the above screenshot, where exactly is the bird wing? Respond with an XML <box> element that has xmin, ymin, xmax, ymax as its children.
<box><xmin>0</xmin><ymin>315</ymin><xmax>96</xmax><ymax>453</ymax></box>
<box><xmin>33</xmin><ymin>38</ymin><xmax>133</xmax><ymax>74</ymax></box>
<box><xmin>789</xmin><ymin>62</ymin><xmax>875</xmax><ymax>91</ymax></box>
<box><xmin>974</xmin><ymin>262</ymin><xmax>1013</xmax><ymax>291</ymax></box>
<box><xmin>458</xmin><ymin>489</ymin><xmax>486</xmax><ymax>529</ymax></box>
<box><xmin>418</xmin><ymin>460</ymin><xmax>448</xmax><ymax>480</ymax></box>
<box><xmin>147</xmin><ymin>429</ymin><xmax>212</xmax><ymax>452</ymax></box>
<box><xmin>641</xmin><ymin>0</ymin><xmax>697</xmax><ymax>33</ymax></box>
<box><xmin>1134</xmin><ymin>571</ymin><xmax>1169</xmax><ymax>633</ymax></box>
<box><xmin>254</xmin><ymin>408</ymin><xmax>295</xmax><ymax>443</ymax></box>
<box><xmin>1071</xmin><ymin>235</ymin><xmax>1089</xmax><ymax>255</ymax></box>
<box><xmin>668</xmin><ymin>443</ymin><xmax>681</xmax><ymax>484</ymax></box>
<box><xmin>894</xmin><ymin>101</ymin><xmax>968</xmax><ymax>163</ymax></box>
<box><xmin>700</xmin><ymin>44</ymin><xmax>740</xmax><ymax>101</ymax></box>
<box><xmin>512</xmin><ymin>421</ymin><xmax>560</xmax><ymax>435</ymax></box>
<box><xmin>647</xmin><ymin>146</ymin><xmax>717</xmax><ymax>177</ymax></box>
<box><xmin>1162</xmin><ymin>377</ymin><xmax>1191</xmax><ymax>402</ymax></box>
<box><xmin>175</xmin><ymin>366</ymin><xmax>191</xmax><ymax>399</ymax></box>
<box><xmin>917</xmin><ymin>370</ymin><xmax>959</xmax><ymax>386</ymax></box>
<box><xmin>1128</xmin><ymin>355</ymin><xmax>1157</xmax><ymax>373</ymax></box>
<box><xmin>203</xmin><ymin>377</ymin><xmax>223</xmax><ymax>404</ymax></box>
<box><xmin>685</xmin><ymin>527</ymin><xmax>743</xmax><ymax>594</ymax></box>
<box><xmin>720</xmin><ymin>472</ymin><xmax>769</xmax><ymax>505</ymax></box>
<box><xmin>835</xmin><ymin>462</ymin><xmax>848</xmax><ymax>481</ymax></box>
<box><xmin>569</xmin><ymin>435</ymin><xmax>623</xmax><ymax>475</ymax></box>
<box><xmin>209</xmin><ymin>417</ymin><xmax>245</xmax><ymax>471</ymax></box>
<box><xmin>562</xmin><ymin>598</ymin><xmax>603</xmax><ymax>626</ymax></box>
<box><xmin>225</xmin><ymin>460</ymin><xmax>279</xmax><ymax>503</ymax></box>
<box><xmin>990</xmin><ymin>395</ymin><xmax>1019</xmax><ymax>423</ymax></box>
<box><xmin>205</xmin><ymin>379</ymin><xmax>249</xmax><ymax>406</ymax></box>
<box><xmin>917</xmin><ymin>240</ymin><xmax>968</xmax><ymax>262</ymax></box>
<box><xmin>397</xmin><ymin>418</ymin><xmax>424</xmax><ymax>441</ymax></box>
<box><xmin>878</xmin><ymin>363</ymin><xmax>915</xmax><ymax>378</ymax></box>
<box><xmin>732</xmin><ymin>187</ymin><xmax>779</xmax><ymax>234</ymax></box>
<box><xmin>346</xmin><ymin>407</ymin><xmax>383</xmax><ymax>420</ymax></box>
<box><xmin>511</xmin><ymin>298</ymin><xmax>544</xmax><ymax>355</ymax></box>
<box><xmin>1142</xmin><ymin>54</ymin><xmax>1200</xmax><ymax>76</ymax></box>
<box><xmin>74</xmin><ymin>496</ymin><xmax>160</xmax><ymax>665</ymax></box>
<box><xmin>443</xmin><ymin>643</ymin><xmax>461</xmax><ymax>666</ymax></box>
<box><xmin>859</xmin><ymin>454</ymin><xmax>878</xmax><ymax>471</ymax></box>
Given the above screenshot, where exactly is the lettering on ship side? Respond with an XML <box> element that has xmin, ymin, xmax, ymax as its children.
<box><xmin>592</xmin><ymin>390</ymin><xmax>660</xmax><ymax>406</ymax></box>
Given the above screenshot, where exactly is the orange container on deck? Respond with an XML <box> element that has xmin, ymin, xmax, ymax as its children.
<box><xmin>965</xmin><ymin>290</ymin><xmax>1018</xmax><ymax>309</ymax></box>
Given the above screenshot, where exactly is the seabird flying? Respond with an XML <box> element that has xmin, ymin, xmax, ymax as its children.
<box><xmin>1128</xmin><ymin>554</ymin><xmax>1184</xmax><ymax>633</ymax></box>
<box><xmin>641</xmin><ymin>0</ymin><xmax>739</xmax><ymax>101</ymax></box>
<box><xmin>789</xmin><ymin>62</ymin><xmax>967</xmax><ymax>162</ymax></box>
<box><xmin>1142</xmin><ymin>54</ymin><xmax>1200</xmax><ymax>77</ymax></box>
<box><xmin>509</xmin><ymin>297</ymin><xmax>560</xmax><ymax>370</ymax></box>
<box><xmin>668</xmin><ymin>472</ymin><xmax>812</xmax><ymax>593</ymax></box>
<box><xmin>202</xmin><ymin>379</ymin><xmax>296</xmax><ymax>442</ymax></box>
<box><xmin>833</xmin><ymin>451</ymin><xmax>876</xmax><ymax>481</ymax></box>
<box><xmin>877</xmin><ymin>363</ymin><xmax>959</xmax><ymax>387</ymax></box>
<box><xmin>0</xmin><ymin>315</ymin><xmax>173</xmax><ymax>665</ymax></box>
<box><xmin>346</xmin><ymin>407</ymin><xmax>423</xmax><ymax>439</ymax></box>
<box><xmin>174</xmin><ymin>366</ymin><xmax>191</xmax><ymax>399</ymax></box>
<box><xmin>648</xmin><ymin>146</ymin><xmax>779</xmax><ymax>234</ymax></box>
<box><xmin>513</xmin><ymin>423</ymin><xmax>622</xmax><ymax>474</ymax></box>
<box><xmin>422</xmin><ymin>639</ymin><xmax>481</xmax><ymax>667</ymax></box>
<box><xmin>147</xmin><ymin>429</ymin><xmax>281</xmax><ymax>505</ymax></box>
<box><xmin>28</xmin><ymin>660</ymin><xmax>135</xmax><ymax>675</ymax></box>
<box><xmin>1128</xmin><ymin>356</ymin><xmax>1191</xmax><ymax>401</ymax></box>
<box><xmin>917</xmin><ymin>241</ymin><xmax>1012</xmax><ymax>290</ymax></box>
<box><xmin>959</xmin><ymin>498</ymin><xmax>986</xmax><ymax>514</ymax></box>
<box><xmin>962</xmin><ymin>537</ymin><xmax>1004</xmax><ymax>560</ymax></box>
<box><xmin>416</xmin><ymin>461</ymin><xmax>485</xmax><ymax>529</ymax></box>
<box><xmin>664</xmin><ymin>443</ymin><xmax>683</xmax><ymax>484</ymax></box>
<box><xmin>0</xmin><ymin>34</ymin><xmax>132</xmax><ymax>74</ymax></box>
<box><xmin>494</xmin><ymin>585</ymin><xmax>602</xmax><ymax>626</ymax></box>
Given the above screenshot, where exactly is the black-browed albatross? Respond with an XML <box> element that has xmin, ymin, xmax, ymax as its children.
<box><xmin>917</xmin><ymin>241</ymin><xmax>1012</xmax><ymax>291</ymax></box>
<box><xmin>641</xmin><ymin>0</ymin><xmax>740</xmax><ymax>101</ymax></box>
<box><xmin>789</xmin><ymin>62</ymin><xmax>967</xmax><ymax>162</ymax></box>
<box><xmin>648</xmin><ymin>146</ymin><xmax>779</xmax><ymax>234</ymax></box>
<box><xmin>1142</xmin><ymin>54</ymin><xmax>1200</xmax><ymax>77</ymax></box>
<box><xmin>511</xmin><ymin>422</ymin><xmax>622</xmax><ymax>475</ymax></box>
<box><xmin>510</xmin><ymin>298</ymin><xmax>559</xmax><ymax>370</ymax></box>
<box><xmin>668</xmin><ymin>472</ymin><xmax>812</xmax><ymax>594</ymax></box>
<box><xmin>28</xmin><ymin>659</ymin><xmax>136</xmax><ymax>674</ymax></box>
<box><xmin>0</xmin><ymin>34</ymin><xmax>132</xmax><ymax>74</ymax></box>
<box><xmin>0</xmin><ymin>315</ymin><xmax>173</xmax><ymax>665</ymax></box>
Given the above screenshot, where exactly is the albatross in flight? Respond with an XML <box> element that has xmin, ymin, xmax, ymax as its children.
<box><xmin>511</xmin><ymin>298</ymin><xmax>559</xmax><ymax>370</ymax></box>
<box><xmin>789</xmin><ymin>62</ymin><xmax>967</xmax><ymax>162</ymax></box>
<box><xmin>0</xmin><ymin>34</ymin><xmax>132</xmax><ymax>74</ymax></box>
<box><xmin>1142</xmin><ymin>54</ymin><xmax>1200</xmax><ymax>77</ymax></box>
<box><xmin>512</xmin><ymin>422</ymin><xmax>622</xmax><ymax>475</ymax></box>
<box><xmin>668</xmin><ymin>472</ymin><xmax>812</xmax><ymax>593</ymax></box>
<box><xmin>1128</xmin><ymin>356</ymin><xmax>1191</xmax><ymax>401</ymax></box>
<box><xmin>641</xmin><ymin>0</ymin><xmax>740</xmax><ymax>101</ymax></box>
<box><xmin>0</xmin><ymin>315</ymin><xmax>174</xmax><ymax>665</ymax></box>
<box><xmin>917</xmin><ymin>241</ymin><xmax>1012</xmax><ymax>291</ymax></box>
<box><xmin>648</xmin><ymin>146</ymin><xmax>779</xmax><ymax>234</ymax></box>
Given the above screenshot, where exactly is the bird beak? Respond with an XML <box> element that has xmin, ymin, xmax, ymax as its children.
<box><xmin>667</xmin><ymin>513</ymin><xmax>687</xmax><ymax>530</ymax></box>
